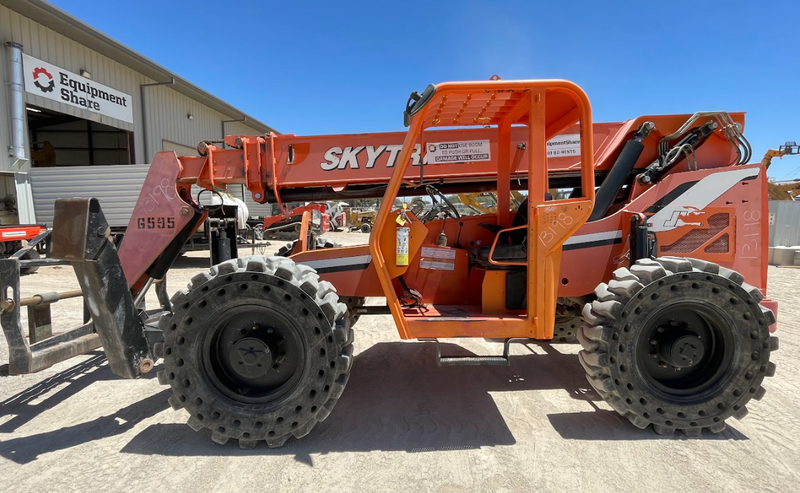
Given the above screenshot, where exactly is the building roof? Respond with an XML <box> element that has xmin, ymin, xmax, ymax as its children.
<box><xmin>1</xmin><ymin>0</ymin><xmax>277</xmax><ymax>134</ymax></box>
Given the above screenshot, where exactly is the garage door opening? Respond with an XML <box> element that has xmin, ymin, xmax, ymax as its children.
<box><xmin>27</xmin><ymin>105</ymin><xmax>134</xmax><ymax>167</ymax></box>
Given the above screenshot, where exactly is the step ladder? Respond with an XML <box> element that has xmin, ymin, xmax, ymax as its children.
<box><xmin>421</xmin><ymin>338</ymin><xmax>530</xmax><ymax>366</ymax></box>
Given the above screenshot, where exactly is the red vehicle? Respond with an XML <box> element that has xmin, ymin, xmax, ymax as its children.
<box><xmin>262</xmin><ymin>203</ymin><xmax>326</xmax><ymax>235</ymax></box>
<box><xmin>0</xmin><ymin>223</ymin><xmax>46</xmax><ymax>274</ymax></box>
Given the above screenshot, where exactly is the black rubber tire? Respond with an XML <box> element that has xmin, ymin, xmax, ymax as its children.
<box><xmin>157</xmin><ymin>256</ymin><xmax>354</xmax><ymax>449</ymax></box>
<box><xmin>276</xmin><ymin>242</ymin><xmax>296</xmax><ymax>257</ymax></box>
<box><xmin>19</xmin><ymin>248</ymin><xmax>40</xmax><ymax>276</ymax></box>
<box><xmin>275</xmin><ymin>239</ymin><xmax>361</xmax><ymax>327</ymax></box>
<box><xmin>317</xmin><ymin>238</ymin><xmax>341</xmax><ymax>249</ymax></box>
<box><xmin>276</xmin><ymin>238</ymin><xmax>340</xmax><ymax>257</ymax></box>
<box><xmin>578</xmin><ymin>256</ymin><xmax>778</xmax><ymax>436</ymax></box>
<box><xmin>341</xmin><ymin>296</ymin><xmax>365</xmax><ymax>328</ymax></box>
<box><xmin>360</xmin><ymin>223</ymin><xmax>371</xmax><ymax>234</ymax></box>
<box><xmin>552</xmin><ymin>315</ymin><xmax>581</xmax><ymax>343</ymax></box>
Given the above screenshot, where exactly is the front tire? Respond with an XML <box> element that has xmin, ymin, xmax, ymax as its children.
<box><xmin>578</xmin><ymin>257</ymin><xmax>777</xmax><ymax>436</ymax></box>
<box><xmin>157</xmin><ymin>256</ymin><xmax>353</xmax><ymax>448</ymax></box>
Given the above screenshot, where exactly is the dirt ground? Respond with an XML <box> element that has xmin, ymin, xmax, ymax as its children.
<box><xmin>1</xmin><ymin>231</ymin><xmax>798</xmax><ymax>492</ymax></box>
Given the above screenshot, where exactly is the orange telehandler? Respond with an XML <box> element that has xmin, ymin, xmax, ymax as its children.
<box><xmin>0</xmin><ymin>79</ymin><xmax>778</xmax><ymax>448</ymax></box>
<box><xmin>762</xmin><ymin>141</ymin><xmax>800</xmax><ymax>200</ymax></box>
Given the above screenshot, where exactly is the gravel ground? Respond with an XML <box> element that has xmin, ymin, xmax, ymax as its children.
<box><xmin>1</xmin><ymin>232</ymin><xmax>798</xmax><ymax>492</ymax></box>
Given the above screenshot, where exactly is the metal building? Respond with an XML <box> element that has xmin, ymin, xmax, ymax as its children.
<box><xmin>768</xmin><ymin>200</ymin><xmax>800</xmax><ymax>248</ymax></box>
<box><xmin>0</xmin><ymin>0</ymin><xmax>275</xmax><ymax>228</ymax></box>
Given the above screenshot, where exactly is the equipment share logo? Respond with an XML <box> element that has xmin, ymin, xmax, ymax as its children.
<box><xmin>32</xmin><ymin>67</ymin><xmax>54</xmax><ymax>93</ymax></box>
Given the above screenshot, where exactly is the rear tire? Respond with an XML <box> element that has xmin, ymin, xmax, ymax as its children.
<box><xmin>276</xmin><ymin>238</ymin><xmax>341</xmax><ymax>257</ymax></box>
<box><xmin>19</xmin><ymin>248</ymin><xmax>40</xmax><ymax>276</ymax></box>
<box><xmin>157</xmin><ymin>256</ymin><xmax>353</xmax><ymax>448</ymax></box>
<box><xmin>553</xmin><ymin>315</ymin><xmax>581</xmax><ymax>343</ymax></box>
<box><xmin>276</xmin><ymin>242</ymin><xmax>296</xmax><ymax>257</ymax></box>
<box><xmin>578</xmin><ymin>257</ymin><xmax>777</xmax><ymax>436</ymax></box>
<box><xmin>341</xmin><ymin>296</ymin><xmax>365</xmax><ymax>327</ymax></box>
<box><xmin>360</xmin><ymin>223</ymin><xmax>371</xmax><ymax>234</ymax></box>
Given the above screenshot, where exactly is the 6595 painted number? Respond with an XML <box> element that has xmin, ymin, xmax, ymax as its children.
<box><xmin>137</xmin><ymin>216</ymin><xmax>175</xmax><ymax>229</ymax></box>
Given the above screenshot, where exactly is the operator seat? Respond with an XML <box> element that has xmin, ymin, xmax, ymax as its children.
<box><xmin>470</xmin><ymin>198</ymin><xmax>530</xmax><ymax>269</ymax></box>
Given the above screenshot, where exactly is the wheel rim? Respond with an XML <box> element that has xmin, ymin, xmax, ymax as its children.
<box><xmin>636</xmin><ymin>300</ymin><xmax>735</xmax><ymax>399</ymax></box>
<box><xmin>554</xmin><ymin>315</ymin><xmax>580</xmax><ymax>340</ymax></box>
<box><xmin>202</xmin><ymin>303</ymin><xmax>305</xmax><ymax>404</ymax></box>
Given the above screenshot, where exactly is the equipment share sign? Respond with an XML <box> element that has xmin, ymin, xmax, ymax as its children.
<box><xmin>23</xmin><ymin>54</ymin><xmax>133</xmax><ymax>124</ymax></box>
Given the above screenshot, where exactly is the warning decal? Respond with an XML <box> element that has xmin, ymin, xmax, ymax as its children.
<box><xmin>419</xmin><ymin>246</ymin><xmax>457</xmax><ymax>271</ymax></box>
<box><xmin>420</xmin><ymin>246</ymin><xmax>457</xmax><ymax>259</ymax></box>
<box><xmin>426</xmin><ymin>140</ymin><xmax>491</xmax><ymax>164</ymax></box>
<box><xmin>420</xmin><ymin>259</ymin><xmax>455</xmax><ymax>271</ymax></box>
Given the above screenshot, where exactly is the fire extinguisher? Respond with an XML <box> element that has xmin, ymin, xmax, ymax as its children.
<box><xmin>396</xmin><ymin>204</ymin><xmax>410</xmax><ymax>267</ymax></box>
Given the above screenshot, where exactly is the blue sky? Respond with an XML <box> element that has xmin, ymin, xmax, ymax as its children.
<box><xmin>51</xmin><ymin>0</ymin><xmax>800</xmax><ymax>180</ymax></box>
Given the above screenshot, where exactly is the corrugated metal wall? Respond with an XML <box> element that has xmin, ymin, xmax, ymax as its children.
<box><xmin>30</xmin><ymin>165</ymin><xmax>274</xmax><ymax>227</ymax></box>
<box><xmin>226</xmin><ymin>121</ymin><xmax>266</xmax><ymax>138</ymax></box>
<box><xmin>769</xmin><ymin>200</ymin><xmax>800</xmax><ymax>247</ymax></box>
<box><xmin>30</xmin><ymin>165</ymin><xmax>150</xmax><ymax>227</ymax></box>
<box><xmin>0</xmin><ymin>6</ymin><xmax>24</xmax><ymax>172</ymax></box>
<box><xmin>1</xmin><ymin>3</ymin><xmax>271</xmax><ymax>224</ymax></box>
<box><xmin>144</xmin><ymin>86</ymin><xmax>261</xmax><ymax>156</ymax></box>
<box><xmin>0</xmin><ymin>4</ymin><xmax>143</xmax><ymax>170</ymax></box>
<box><xmin>1</xmin><ymin>4</ymin><xmax>268</xmax><ymax>168</ymax></box>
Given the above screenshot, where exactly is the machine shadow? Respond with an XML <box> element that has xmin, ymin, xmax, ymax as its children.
<box><xmin>0</xmin><ymin>353</ymin><xmax>112</xmax><ymax>434</ymax></box>
<box><xmin>0</xmin><ymin>342</ymin><xmax>748</xmax><ymax>464</ymax></box>
<box><xmin>0</xmin><ymin>353</ymin><xmax>166</xmax><ymax>464</ymax></box>
<box><xmin>171</xmin><ymin>254</ymin><xmax>212</xmax><ymax>269</ymax></box>
<box><xmin>122</xmin><ymin>341</ymin><xmax>719</xmax><ymax>459</ymax></box>
<box><xmin>123</xmin><ymin>341</ymin><xmax>534</xmax><ymax>458</ymax></box>
<box><xmin>546</xmin><ymin>411</ymin><xmax>747</xmax><ymax>441</ymax></box>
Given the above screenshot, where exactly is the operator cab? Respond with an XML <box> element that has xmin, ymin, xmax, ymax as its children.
<box><xmin>370</xmin><ymin>79</ymin><xmax>596</xmax><ymax>341</ymax></box>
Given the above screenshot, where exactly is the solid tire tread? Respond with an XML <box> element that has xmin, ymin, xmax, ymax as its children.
<box><xmin>159</xmin><ymin>254</ymin><xmax>353</xmax><ymax>449</ymax></box>
<box><xmin>579</xmin><ymin>256</ymin><xmax>776</xmax><ymax>436</ymax></box>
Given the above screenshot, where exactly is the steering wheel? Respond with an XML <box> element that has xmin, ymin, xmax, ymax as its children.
<box><xmin>426</xmin><ymin>185</ymin><xmax>461</xmax><ymax>220</ymax></box>
<box><xmin>408</xmin><ymin>198</ymin><xmax>428</xmax><ymax>218</ymax></box>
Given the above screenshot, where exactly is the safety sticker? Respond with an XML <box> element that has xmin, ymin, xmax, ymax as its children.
<box><xmin>396</xmin><ymin>227</ymin><xmax>410</xmax><ymax>266</ymax></box>
<box><xmin>426</xmin><ymin>140</ymin><xmax>491</xmax><ymax>164</ymax></box>
<box><xmin>420</xmin><ymin>246</ymin><xmax>456</xmax><ymax>260</ymax></box>
<box><xmin>420</xmin><ymin>259</ymin><xmax>456</xmax><ymax>271</ymax></box>
<box><xmin>1</xmin><ymin>231</ymin><xmax>27</xmax><ymax>238</ymax></box>
<box><xmin>547</xmin><ymin>134</ymin><xmax>580</xmax><ymax>158</ymax></box>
